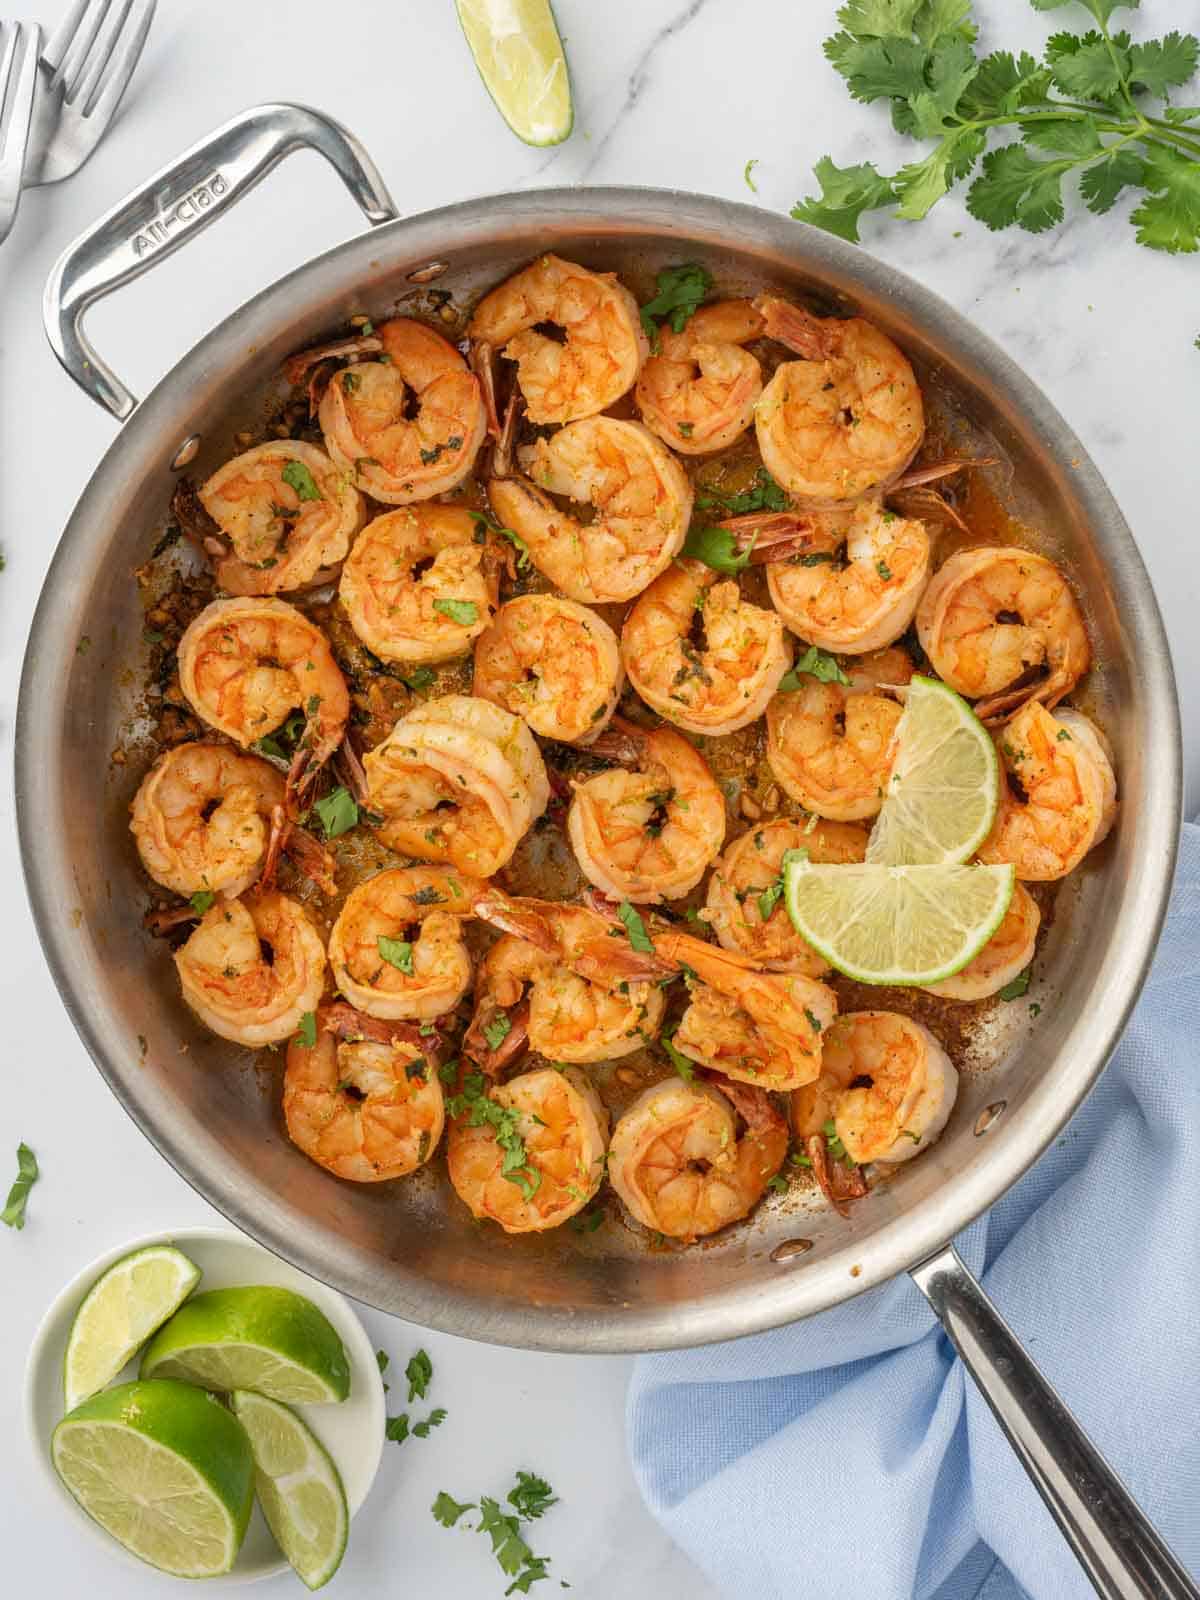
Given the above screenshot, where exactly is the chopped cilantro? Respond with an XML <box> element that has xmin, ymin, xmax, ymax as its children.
<box><xmin>433</xmin><ymin>597</ymin><xmax>479</xmax><ymax>625</ymax></box>
<box><xmin>997</xmin><ymin>968</ymin><xmax>1032</xmax><ymax>1000</ymax></box>
<box><xmin>639</xmin><ymin>263</ymin><xmax>713</xmax><ymax>345</ymax></box>
<box><xmin>378</xmin><ymin>936</ymin><xmax>415</xmax><ymax>975</ymax></box>
<box><xmin>617</xmin><ymin>901</ymin><xmax>654</xmax><ymax>953</ymax></box>
<box><xmin>281</xmin><ymin>459</ymin><xmax>322</xmax><ymax>501</ymax></box>
<box><xmin>314</xmin><ymin>786</ymin><xmax>358</xmax><ymax>839</ymax></box>
<box><xmin>483</xmin><ymin>1013</ymin><xmax>512</xmax><ymax>1052</ymax></box>
<box><xmin>777</xmin><ymin>645</ymin><xmax>851</xmax><ymax>690</ymax></box>
<box><xmin>189</xmin><ymin>890</ymin><xmax>215</xmax><ymax>915</ymax></box>
<box><xmin>296</xmin><ymin>1011</ymin><xmax>317</xmax><ymax>1049</ymax></box>
<box><xmin>1</xmin><ymin>1143</ymin><xmax>38</xmax><ymax>1229</ymax></box>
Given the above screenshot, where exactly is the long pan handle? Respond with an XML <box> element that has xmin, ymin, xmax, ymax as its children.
<box><xmin>910</xmin><ymin>1245</ymin><xmax>1198</xmax><ymax>1600</ymax></box>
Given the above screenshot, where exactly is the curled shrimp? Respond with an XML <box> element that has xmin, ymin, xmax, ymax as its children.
<box><xmin>766</xmin><ymin>646</ymin><xmax>912</xmax><ymax>821</ymax></box>
<box><xmin>174</xmin><ymin>891</ymin><xmax>326</xmax><ymax>1046</ymax></box>
<box><xmin>916</xmin><ymin>547</ymin><xmax>1091</xmax><ymax>722</ymax></box>
<box><xmin>318</xmin><ymin>318</ymin><xmax>486</xmax><ymax>504</ymax></box>
<box><xmin>467</xmin><ymin>254</ymin><xmax>648</xmax><ymax>424</ymax></box>
<box><xmin>177</xmin><ymin>597</ymin><xmax>349</xmax><ymax>802</ymax></box>
<box><xmin>198</xmin><ymin>441</ymin><xmax>364</xmax><ymax>596</ymax></box>
<box><xmin>620</xmin><ymin>558</ymin><xmax>792</xmax><ymax>736</ymax></box>
<box><xmin>1054</xmin><ymin>709</ymin><xmax>1117</xmax><ymax>848</ymax></box>
<box><xmin>608</xmin><ymin>1074</ymin><xmax>789</xmax><ymax>1241</ymax></box>
<box><xmin>339</xmin><ymin>504</ymin><xmax>498</xmax><ymax>664</ymax></box>
<box><xmin>130</xmin><ymin>743</ymin><xmax>284</xmax><ymax>899</ymax></box>
<box><xmin>765</xmin><ymin>501</ymin><xmax>930</xmax><ymax>654</ymax></box>
<box><xmin>283</xmin><ymin>1006</ymin><xmax>444</xmax><ymax>1181</ymax></box>
<box><xmin>635</xmin><ymin>299</ymin><xmax>764</xmax><ymax>454</ymax></box>
<box><xmin>791</xmin><ymin>1010</ymin><xmax>958</xmax><ymax>1168</ymax></box>
<box><xmin>329</xmin><ymin>866</ymin><xmax>484</xmax><ymax>1021</ymax></box>
<box><xmin>488</xmin><ymin>417</ymin><xmax>692</xmax><ymax>604</ymax></box>
<box><xmin>473</xmin><ymin>594</ymin><xmax>623</xmax><ymax>746</ymax></box>
<box><xmin>923</xmin><ymin>881</ymin><xmax>1041</xmax><ymax>1001</ymax></box>
<box><xmin>753</xmin><ymin>296</ymin><xmax>924</xmax><ymax>506</ymax></box>
<box><xmin>447</xmin><ymin>1065</ymin><xmax>610</xmax><ymax>1233</ymax></box>
<box><xmin>467</xmin><ymin>899</ymin><xmax>666</xmax><ymax>1066</ymax></box>
<box><xmin>363</xmin><ymin>695</ymin><xmax>549</xmax><ymax>876</ymax></box>
<box><xmin>978</xmin><ymin>701</ymin><xmax>1115</xmax><ymax>880</ymax></box>
<box><xmin>704</xmin><ymin>817</ymin><xmax>868</xmax><ymax>975</ymax></box>
<box><xmin>566</xmin><ymin>718</ymin><xmax>725</xmax><ymax>903</ymax></box>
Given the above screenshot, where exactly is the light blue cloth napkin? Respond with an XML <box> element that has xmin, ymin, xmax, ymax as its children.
<box><xmin>628</xmin><ymin>820</ymin><xmax>1200</xmax><ymax>1600</ymax></box>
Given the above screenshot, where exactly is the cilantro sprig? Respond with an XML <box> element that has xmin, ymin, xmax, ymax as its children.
<box><xmin>432</xmin><ymin>1469</ymin><xmax>562</xmax><ymax>1595</ymax></box>
<box><xmin>639</xmin><ymin>263</ymin><xmax>713</xmax><ymax>346</ymax></box>
<box><xmin>796</xmin><ymin>1</ymin><xmax>1200</xmax><ymax>255</ymax></box>
<box><xmin>446</xmin><ymin>1073</ymin><xmax>541</xmax><ymax>1201</ymax></box>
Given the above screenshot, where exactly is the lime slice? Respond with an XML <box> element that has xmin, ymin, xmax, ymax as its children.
<box><xmin>231</xmin><ymin>1391</ymin><xmax>348</xmax><ymax>1591</ymax></box>
<box><xmin>783</xmin><ymin>855</ymin><xmax>1014</xmax><ymax>986</ymax></box>
<box><xmin>866</xmin><ymin>676</ymin><xmax>1000</xmax><ymax>866</ymax></box>
<box><xmin>52</xmin><ymin>1379</ymin><xmax>253</xmax><ymax>1577</ymax></box>
<box><xmin>64</xmin><ymin>1245</ymin><xmax>201</xmax><ymax>1413</ymax></box>
<box><xmin>140</xmin><ymin>1287</ymin><xmax>350</xmax><ymax>1405</ymax></box>
<box><xmin>456</xmin><ymin>0</ymin><xmax>573</xmax><ymax>146</ymax></box>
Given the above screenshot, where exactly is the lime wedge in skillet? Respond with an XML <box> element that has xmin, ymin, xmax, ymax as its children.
<box><xmin>232</xmin><ymin>1390</ymin><xmax>348</xmax><ymax>1591</ymax></box>
<box><xmin>456</xmin><ymin>0</ymin><xmax>573</xmax><ymax>146</ymax></box>
<box><xmin>63</xmin><ymin>1243</ymin><xmax>201</xmax><ymax>1413</ymax></box>
<box><xmin>783</xmin><ymin>855</ymin><xmax>1014</xmax><ymax>987</ymax></box>
<box><xmin>140</xmin><ymin>1286</ymin><xmax>350</xmax><ymax>1405</ymax></box>
<box><xmin>866</xmin><ymin>676</ymin><xmax>1000</xmax><ymax>867</ymax></box>
<box><xmin>52</xmin><ymin>1379</ymin><xmax>254</xmax><ymax>1577</ymax></box>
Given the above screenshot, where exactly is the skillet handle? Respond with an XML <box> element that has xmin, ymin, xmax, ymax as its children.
<box><xmin>911</xmin><ymin>1244</ymin><xmax>1198</xmax><ymax>1600</ymax></box>
<box><xmin>43</xmin><ymin>101</ymin><xmax>397</xmax><ymax>421</ymax></box>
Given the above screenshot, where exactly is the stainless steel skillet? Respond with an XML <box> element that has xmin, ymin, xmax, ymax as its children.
<box><xmin>17</xmin><ymin>104</ymin><xmax>1191</xmax><ymax>1598</ymax></box>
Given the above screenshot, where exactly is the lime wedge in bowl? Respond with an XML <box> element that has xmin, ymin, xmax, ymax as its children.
<box><xmin>140</xmin><ymin>1286</ymin><xmax>350</xmax><ymax>1405</ymax></box>
<box><xmin>784</xmin><ymin>855</ymin><xmax>1014</xmax><ymax>986</ymax></box>
<box><xmin>232</xmin><ymin>1391</ymin><xmax>348</xmax><ymax>1591</ymax></box>
<box><xmin>52</xmin><ymin>1379</ymin><xmax>253</xmax><ymax>1577</ymax></box>
<box><xmin>63</xmin><ymin>1244</ymin><xmax>200</xmax><ymax>1414</ymax></box>
<box><xmin>867</xmin><ymin>675</ymin><xmax>999</xmax><ymax>866</ymax></box>
<box><xmin>456</xmin><ymin>0</ymin><xmax>573</xmax><ymax>146</ymax></box>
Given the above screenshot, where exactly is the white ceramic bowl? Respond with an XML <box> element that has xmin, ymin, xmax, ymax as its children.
<box><xmin>24</xmin><ymin>1226</ymin><xmax>386</xmax><ymax>1584</ymax></box>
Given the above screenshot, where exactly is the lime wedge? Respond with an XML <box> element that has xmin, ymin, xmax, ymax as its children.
<box><xmin>867</xmin><ymin>676</ymin><xmax>999</xmax><ymax>866</ymax></box>
<box><xmin>64</xmin><ymin>1245</ymin><xmax>201</xmax><ymax>1413</ymax></box>
<box><xmin>140</xmin><ymin>1287</ymin><xmax>350</xmax><ymax>1405</ymax></box>
<box><xmin>783</xmin><ymin>855</ymin><xmax>1014</xmax><ymax>986</ymax></box>
<box><xmin>52</xmin><ymin>1380</ymin><xmax>253</xmax><ymax>1577</ymax></box>
<box><xmin>232</xmin><ymin>1391</ymin><xmax>348</xmax><ymax>1591</ymax></box>
<box><xmin>456</xmin><ymin>0</ymin><xmax>573</xmax><ymax>146</ymax></box>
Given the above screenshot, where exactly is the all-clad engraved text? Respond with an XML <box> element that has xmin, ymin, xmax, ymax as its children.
<box><xmin>130</xmin><ymin>173</ymin><xmax>229</xmax><ymax>257</ymax></box>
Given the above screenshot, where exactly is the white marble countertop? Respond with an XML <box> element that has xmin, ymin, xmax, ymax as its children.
<box><xmin>1</xmin><ymin>2</ymin><xmax>1196</xmax><ymax>1596</ymax></box>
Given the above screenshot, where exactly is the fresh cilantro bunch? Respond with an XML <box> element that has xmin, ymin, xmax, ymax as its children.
<box><xmin>794</xmin><ymin>0</ymin><xmax>1200</xmax><ymax>252</ymax></box>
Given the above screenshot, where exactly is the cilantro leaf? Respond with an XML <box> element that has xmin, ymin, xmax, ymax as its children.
<box><xmin>189</xmin><ymin>890</ymin><xmax>215</xmax><ymax>916</ymax></box>
<box><xmin>386</xmin><ymin>1414</ymin><xmax>410</xmax><ymax>1443</ymax></box>
<box><xmin>681</xmin><ymin>523</ymin><xmax>752</xmax><ymax>574</ymax></box>
<box><xmin>508</xmin><ymin>1472</ymin><xmax>558</xmax><ymax>1521</ymax></box>
<box><xmin>314</xmin><ymin>786</ymin><xmax>358</xmax><ymax>839</ymax></box>
<box><xmin>398</xmin><ymin>665</ymin><xmax>436</xmax><ymax>692</ymax></box>
<box><xmin>1022</xmin><ymin>117</ymin><xmax>1103</xmax><ymax>158</ymax></box>
<box><xmin>639</xmin><ymin>264</ymin><xmax>712</xmax><ymax>343</ymax></box>
<box><xmin>406</xmin><ymin>1348</ymin><xmax>433</xmax><ymax>1402</ymax></box>
<box><xmin>413</xmin><ymin>1408</ymin><xmax>447</xmax><ymax>1437</ymax></box>
<box><xmin>828</xmin><ymin>33</ymin><xmax>929</xmax><ymax>104</ymax></box>
<box><xmin>997</xmin><ymin>969</ymin><xmax>1032</xmax><ymax>1000</ymax></box>
<box><xmin>959</xmin><ymin>50</ymin><xmax>1051</xmax><ymax>117</ymax></box>
<box><xmin>378</xmin><ymin>936</ymin><xmax>414</xmax><ymax>975</ymax></box>
<box><xmin>894</xmin><ymin>127</ymin><xmax>986</xmax><ymax>218</ymax></box>
<box><xmin>1079</xmin><ymin>147</ymin><xmax>1147</xmax><ymax>212</ymax></box>
<box><xmin>253</xmin><ymin>709</ymin><xmax>305</xmax><ymax>763</ymax></box>
<box><xmin>833</xmin><ymin>0</ymin><xmax>922</xmax><ymax>35</ymax></box>
<box><xmin>695</xmin><ymin>468</ymin><xmax>787</xmax><ymax>516</ymax></box>
<box><xmin>777</xmin><ymin>646</ymin><xmax>851</xmax><ymax>689</ymax></box>
<box><xmin>1128</xmin><ymin>34</ymin><xmax>1200</xmax><ymax>98</ymax></box>
<box><xmin>912</xmin><ymin>0</ymin><xmax>977</xmax><ymax>48</ymax></box>
<box><xmin>967</xmin><ymin>143</ymin><xmax>1067</xmax><ymax>233</ymax></box>
<box><xmin>791</xmin><ymin>156</ymin><xmax>896</xmax><ymax>242</ymax></box>
<box><xmin>295</xmin><ymin>1011</ymin><xmax>317</xmax><ymax>1049</ymax></box>
<box><xmin>1029</xmin><ymin>0</ymin><xmax>1139</xmax><ymax>23</ymax></box>
<box><xmin>661</xmin><ymin>1030</ymin><xmax>696</xmax><ymax>1083</ymax></box>
<box><xmin>281</xmin><ymin>459</ymin><xmax>322</xmax><ymax>502</ymax></box>
<box><xmin>617</xmin><ymin>901</ymin><xmax>654</xmax><ymax>953</ymax></box>
<box><xmin>757</xmin><ymin>878</ymin><xmax>785</xmax><ymax>921</ymax></box>
<box><xmin>1131</xmin><ymin>141</ymin><xmax>1200</xmax><ymax>252</ymax></box>
<box><xmin>432</xmin><ymin>1491</ymin><xmax>475</xmax><ymax>1527</ymax></box>
<box><xmin>1</xmin><ymin>1143</ymin><xmax>38</xmax><ymax>1229</ymax></box>
<box><xmin>1045</xmin><ymin>30</ymin><xmax>1129</xmax><ymax>102</ymax></box>
<box><xmin>483</xmin><ymin>1012</ymin><xmax>512</xmax><ymax>1051</ymax></box>
<box><xmin>478</xmin><ymin>1497</ymin><xmax>534</xmax><ymax>1577</ymax></box>
<box><xmin>433</xmin><ymin>597</ymin><xmax>479</xmax><ymax>626</ymax></box>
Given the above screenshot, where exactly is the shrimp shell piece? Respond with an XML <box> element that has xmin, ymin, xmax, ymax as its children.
<box><xmin>199</xmin><ymin>441</ymin><xmax>364</xmax><ymax>597</ymax></box>
<box><xmin>467</xmin><ymin>254</ymin><xmax>648</xmax><ymax>424</ymax></box>
<box><xmin>473</xmin><ymin>593</ymin><xmax>623</xmax><ymax>746</ymax></box>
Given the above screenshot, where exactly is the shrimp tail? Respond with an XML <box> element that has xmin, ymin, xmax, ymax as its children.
<box><xmin>892</xmin><ymin>457</ymin><xmax>1000</xmax><ymax>490</ymax></box>
<box><xmin>319</xmin><ymin>1001</ymin><xmax>433</xmax><ymax>1051</ymax></box>
<box><xmin>582</xmin><ymin>716</ymin><xmax>648</xmax><ymax>766</ymax></box>
<box><xmin>707</xmin><ymin>1072</ymin><xmax>786</xmax><ymax>1135</ymax></box>
<box><xmin>283</xmin><ymin>819</ymin><xmax>338</xmax><ymax>897</ymax></box>
<box><xmin>721</xmin><ymin>510</ymin><xmax>835</xmax><ymax>565</ymax></box>
<box><xmin>574</xmin><ymin>936</ymin><xmax>675</xmax><ymax>985</ymax></box>
<box><xmin>333</xmin><ymin>735</ymin><xmax>370</xmax><ymax>807</ymax></box>
<box><xmin>805</xmin><ymin>1133</ymin><xmax>869</xmax><ymax>1219</ymax></box>
<box><xmin>170</xmin><ymin>480</ymin><xmax>226</xmax><ymax>563</ymax></box>
<box><xmin>282</xmin><ymin>334</ymin><xmax>382</xmax><ymax>386</ymax></box>
<box><xmin>470</xmin><ymin>340</ymin><xmax>502</xmax><ymax>441</ymax></box>
<box><xmin>753</xmin><ymin>296</ymin><xmax>837</xmax><ymax>360</ymax></box>
<box><xmin>144</xmin><ymin>901</ymin><xmax>201</xmax><ymax>936</ymax></box>
<box><xmin>464</xmin><ymin>995</ymin><xmax>530</xmax><ymax>1076</ymax></box>
<box><xmin>470</xmin><ymin>889</ymin><xmax>558</xmax><ymax>952</ymax></box>
<box><xmin>887</xmin><ymin>484</ymin><xmax>968</xmax><ymax>534</ymax></box>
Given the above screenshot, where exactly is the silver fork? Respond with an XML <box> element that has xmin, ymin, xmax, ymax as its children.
<box><xmin>24</xmin><ymin>0</ymin><xmax>156</xmax><ymax>187</ymax></box>
<box><xmin>0</xmin><ymin>20</ymin><xmax>39</xmax><ymax>243</ymax></box>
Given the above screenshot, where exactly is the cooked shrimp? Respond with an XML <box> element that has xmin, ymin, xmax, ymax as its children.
<box><xmin>447</xmin><ymin>1065</ymin><xmax>609</xmax><ymax>1233</ymax></box>
<box><xmin>1054</xmin><ymin>709</ymin><xmax>1117</xmax><ymax>847</ymax></box>
<box><xmin>318</xmin><ymin>318</ymin><xmax>486</xmax><ymax>505</ymax></box>
<box><xmin>923</xmin><ymin>882</ymin><xmax>1041</xmax><ymax>1001</ymax></box>
<box><xmin>177</xmin><ymin>597</ymin><xmax>349</xmax><ymax>799</ymax></box>
<box><xmin>488</xmin><ymin>418</ymin><xmax>692</xmax><ymax>605</ymax></box>
<box><xmin>130</xmin><ymin>743</ymin><xmax>284</xmax><ymax>899</ymax></box>
<box><xmin>283</xmin><ymin>1007</ymin><xmax>443</xmax><ymax>1181</ymax></box>
<box><xmin>916</xmin><ymin>547</ymin><xmax>1091</xmax><ymax>722</ymax></box>
<box><xmin>766</xmin><ymin>645</ymin><xmax>912</xmax><ymax>820</ymax></box>
<box><xmin>174</xmin><ymin>892</ymin><xmax>326</xmax><ymax>1046</ymax></box>
<box><xmin>198</xmin><ymin>441</ymin><xmax>364</xmax><ymax>596</ymax></box>
<box><xmin>467</xmin><ymin>254</ymin><xmax>647</xmax><ymax>424</ymax></box>
<box><xmin>791</xmin><ymin>1010</ymin><xmax>958</xmax><ymax>1166</ymax></box>
<box><xmin>753</xmin><ymin>296</ymin><xmax>924</xmax><ymax>506</ymax></box>
<box><xmin>567</xmin><ymin>718</ymin><xmax>725</xmax><ymax>903</ymax></box>
<box><xmin>363</xmin><ymin>695</ymin><xmax>548</xmax><ymax>876</ymax></box>
<box><xmin>339</xmin><ymin>504</ymin><xmax>498</xmax><ymax>664</ymax></box>
<box><xmin>329</xmin><ymin>866</ymin><xmax>483</xmax><ymax>1021</ymax></box>
<box><xmin>620</xmin><ymin>558</ymin><xmax>791</xmax><ymax>736</ymax></box>
<box><xmin>608</xmin><ymin>1075</ymin><xmax>788</xmax><ymax>1241</ymax></box>
<box><xmin>473</xmin><ymin>594</ymin><xmax>623</xmax><ymax>746</ymax></box>
<box><xmin>765</xmin><ymin>501</ymin><xmax>930</xmax><ymax>653</ymax></box>
<box><xmin>978</xmin><ymin>701</ymin><xmax>1112</xmax><ymax>880</ymax></box>
<box><xmin>635</xmin><ymin>299</ymin><xmax>764</xmax><ymax>454</ymax></box>
<box><xmin>704</xmin><ymin>817</ymin><xmax>868</xmax><ymax>974</ymax></box>
<box><xmin>467</xmin><ymin>901</ymin><xmax>667</xmax><ymax>1067</ymax></box>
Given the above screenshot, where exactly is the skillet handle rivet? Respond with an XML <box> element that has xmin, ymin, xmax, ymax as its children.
<box><xmin>770</xmin><ymin>1238</ymin><xmax>814</xmax><ymax>1263</ymax></box>
<box><xmin>974</xmin><ymin>1100</ymin><xmax>1007</xmax><ymax>1137</ymax></box>
<box><xmin>170</xmin><ymin>434</ymin><xmax>201</xmax><ymax>471</ymax></box>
